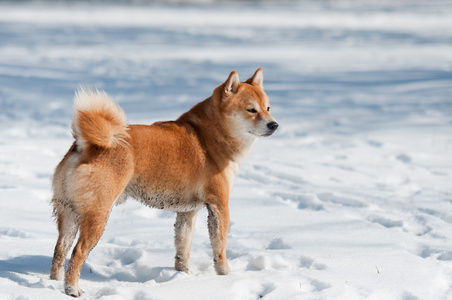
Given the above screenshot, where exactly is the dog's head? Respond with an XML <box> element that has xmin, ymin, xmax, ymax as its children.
<box><xmin>214</xmin><ymin>68</ymin><xmax>278</xmax><ymax>141</ymax></box>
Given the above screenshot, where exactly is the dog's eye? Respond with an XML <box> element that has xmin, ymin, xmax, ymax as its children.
<box><xmin>267</xmin><ymin>107</ymin><xmax>270</xmax><ymax>112</ymax></box>
<box><xmin>247</xmin><ymin>108</ymin><xmax>258</xmax><ymax>113</ymax></box>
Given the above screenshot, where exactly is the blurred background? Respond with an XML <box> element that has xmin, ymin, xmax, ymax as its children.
<box><xmin>1</xmin><ymin>0</ymin><xmax>451</xmax><ymax>130</ymax></box>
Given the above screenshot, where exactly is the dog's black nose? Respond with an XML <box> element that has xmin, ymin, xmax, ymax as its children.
<box><xmin>267</xmin><ymin>121</ymin><xmax>279</xmax><ymax>131</ymax></box>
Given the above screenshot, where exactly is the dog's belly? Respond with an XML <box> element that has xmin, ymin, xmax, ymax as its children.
<box><xmin>123</xmin><ymin>180</ymin><xmax>205</xmax><ymax>212</ymax></box>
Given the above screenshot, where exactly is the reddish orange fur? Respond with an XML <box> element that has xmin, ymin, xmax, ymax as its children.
<box><xmin>76</xmin><ymin>109</ymin><xmax>129</xmax><ymax>148</ymax></box>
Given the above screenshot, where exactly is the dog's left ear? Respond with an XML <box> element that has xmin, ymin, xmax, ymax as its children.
<box><xmin>223</xmin><ymin>71</ymin><xmax>240</xmax><ymax>96</ymax></box>
<box><xmin>246</xmin><ymin>68</ymin><xmax>264</xmax><ymax>88</ymax></box>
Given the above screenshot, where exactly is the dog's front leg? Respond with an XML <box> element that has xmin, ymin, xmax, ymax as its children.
<box><xmin>206</xmin><ymin>201</ymin><xmax>230</xmax><ymax>275</ymax></box>
<box><xmin>174</xmin><ymin>210</ymin><xmax>199</xmax><ymax>273</ymax></box>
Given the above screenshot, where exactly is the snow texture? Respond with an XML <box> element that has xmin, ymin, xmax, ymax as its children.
<box><xmin>1</xmin><ymin>0</ymin><xmax>452</xmax><ymax>299</ymax></box>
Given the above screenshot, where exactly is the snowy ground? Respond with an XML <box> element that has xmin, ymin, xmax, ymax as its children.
<box><xmin>1</xmin><ymin>0</ymin><xmax>452</xmax><ymax>299</ymax></box>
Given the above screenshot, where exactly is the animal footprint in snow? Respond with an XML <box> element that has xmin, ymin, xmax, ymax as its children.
<box><xmin>247</xmin><ymin>255</ymin><xmax>289</xmax><ymax>271</ymax></box>
<box><xmin>267</xmin><ymin>238</ymin><xmax>291</xmax><ymax>250</ymax></box>
<box><xmin>274</xmin><ymin>192</ymin><xmax>324</xmax><ymax>211</ymax></box>
<box><xmin>367</xmin><ymin>215</ymin><xmax>403</xmax><ymax>228</ymax></box>
<box><xmin>299</xmin><ymin>255</ymin><xmax>326</xmax><ymax>270</ymax></box>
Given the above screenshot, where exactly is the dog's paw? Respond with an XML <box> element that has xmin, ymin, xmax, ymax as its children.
<box><xmin>49</xmin><ymin>270</ymin><xmax>64</xmax><ymax>281</ymax></box>
<box><xmin>214</xmin><ymin>263</ymin><xmax>230</xmax><ymax>275</ymax></box>
<box><xmin>175</xmin><ymin>260</ymin><xmax>190</xmax><ymax>274</ymax></box>
<box><xmin>65</xmin><ymin>284</ymin><xmax>85</xmax><ymax>298</ymax></box>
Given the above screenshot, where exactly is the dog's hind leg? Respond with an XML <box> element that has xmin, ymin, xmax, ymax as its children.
<box><xmin>174</xmin><ymin>210</ymin><xmax>199</xmax><ymax>273</ymax></box>
<box><xmin>64</xmin><ymin>207</ymin><xmax>111</xmax><ymax>297</ymax></box>
<box><xmin>63</xmin><ymin>166</ymin><xmax>132</xmax><ymax>297</ymax></box>
<box><xmin>50</xmin><ymin>206</ymin><xmax>79</xmax><ymax>281</ymax></box>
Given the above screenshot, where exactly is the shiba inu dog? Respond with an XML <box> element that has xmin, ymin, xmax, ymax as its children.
<box><xmin>49</xmin><ymin>68</ymin><xmax>278</xmax><ymax>297</ymax></box>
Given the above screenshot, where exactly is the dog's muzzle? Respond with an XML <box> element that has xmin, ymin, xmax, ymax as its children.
<box><xmin>265</xmin><ymin>121</ymin><xmax>279</xmax><ymax>136</ymax></box>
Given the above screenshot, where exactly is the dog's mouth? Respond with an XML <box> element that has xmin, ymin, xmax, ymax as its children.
<box><xmin>262</xmin><ymin>132</ymin><xmax>275</xmax><ymax>137</ymax></box>
<box><xmin>248</xmin><ymin>131</ymin><xmax>275</xmax><ymax>137</ymax></box>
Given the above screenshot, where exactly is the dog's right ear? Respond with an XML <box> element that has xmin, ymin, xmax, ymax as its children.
<box><xmin>223</xmin><ymin>71</ymin><xmax>240</xmax><ymax>97</ymax></box>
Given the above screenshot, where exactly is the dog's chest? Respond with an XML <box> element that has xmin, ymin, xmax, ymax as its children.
<box><xmin>123</xmin><ymin>180</ymin><xmax>205</xmax><ymax>212</ymax></box>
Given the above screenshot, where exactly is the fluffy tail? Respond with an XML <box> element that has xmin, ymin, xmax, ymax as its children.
<box><xmin>72</xmin><ymin>88</ymin><xmax>129</xmax><ymax>149</ymax></box>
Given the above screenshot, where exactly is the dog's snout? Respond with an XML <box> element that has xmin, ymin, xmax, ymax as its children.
<box><xmin>267</xmin><ymin>121</ymin><xmax>279</xmax><ymax>131</ymax></box>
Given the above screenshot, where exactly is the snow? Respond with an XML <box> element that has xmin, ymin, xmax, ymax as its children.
<box><xmin>1</xmin><ymin>0</ymin><xmax>452</xmax><ymax>299</ymax></box>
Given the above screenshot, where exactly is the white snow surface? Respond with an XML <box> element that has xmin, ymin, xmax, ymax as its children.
<box><xmin>1</xmin><ymin>1</ymin><xmax>452</xmax><ymax>299</ymax></box>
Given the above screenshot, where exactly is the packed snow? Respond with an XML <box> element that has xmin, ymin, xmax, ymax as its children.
<box><xmin>1</xmin><ymin>1</ymin><xmax>452</xmax><ymax>299</ymax></box>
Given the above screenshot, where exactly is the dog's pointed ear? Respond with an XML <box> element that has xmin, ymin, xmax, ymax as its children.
<box><xmin>246</xmin><ymin>68</ymin><xmax>264</xmax><ymax>88</ymax></box>
<box><xmin>223</xmin><ymin>71</ymin><xmax>240</xmax><ymax>96</ymax></box>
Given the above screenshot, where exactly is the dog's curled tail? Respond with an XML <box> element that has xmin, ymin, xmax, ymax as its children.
<box><xmin>72</xmin><ymin>88</ymin><xmax>129</xmax><ymax>149</ymax></box>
